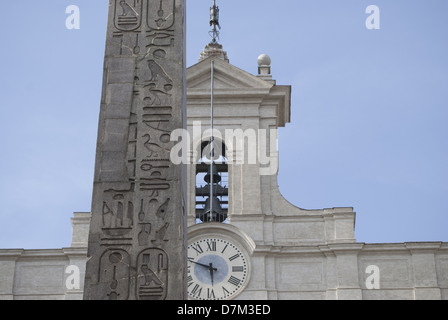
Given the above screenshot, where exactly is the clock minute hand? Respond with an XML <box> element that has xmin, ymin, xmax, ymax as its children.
<box><xmin>188</xmin><ymin>259</ymin><xmax>218</xmax><ymax>271</ymax></box>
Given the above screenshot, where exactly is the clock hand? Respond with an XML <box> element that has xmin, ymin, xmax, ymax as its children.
<box><xmin>188</xmin><ymin>259</ymin><xmax>218</xmax><ymax>271</ymax></box>
<box><xmin>209</xmin><ymin>263</ymin><xmax>215</xmax><ymax>286</ymax></box>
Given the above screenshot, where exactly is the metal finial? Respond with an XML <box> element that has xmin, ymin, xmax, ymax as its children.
<box><xmin>209</xmin><ymin>0</ymin><xmax>221</xmax><ymax>43</ymax></box>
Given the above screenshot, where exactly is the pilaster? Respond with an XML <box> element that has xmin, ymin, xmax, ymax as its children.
<box><xmin>406</xmin><ymin>242</ymin><xmax>442</xmax><ymax>300</ymax></box>
<box><xmin>0</xmin><ymin>250</ymin><xmax>23</xmax><ymax>300</ymax></box>
<box><xmin>328</xmin><ymin>243</ymin><xmax>364</xmax><ymax>300</ymax></box>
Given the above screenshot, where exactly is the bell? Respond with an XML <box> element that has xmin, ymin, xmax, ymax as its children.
<box><xmin>204</xmin><ymin>165</ymin><xmax>221</xmax><ymax>184</ymax></box>
<box><xmin>201</xmin><ymin>196</ymin><xmax>227</xmax><ymax>223</ymax></box>
<box><xmin>204</xmin><ymin>196</ymin><xmax>222</xmax><ymax>214</ymax></box>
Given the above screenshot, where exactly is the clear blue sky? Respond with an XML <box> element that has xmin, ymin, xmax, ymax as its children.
<box><xmin>0</xmin><ymin>0</ymin><xmax>447</xmax><ymax>249</ymax></box>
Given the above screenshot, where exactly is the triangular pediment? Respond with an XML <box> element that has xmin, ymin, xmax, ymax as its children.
<box><xmin>187</xmin><ymin>57</ymin><xmax>273</xmax><ymax>90</ymax></box>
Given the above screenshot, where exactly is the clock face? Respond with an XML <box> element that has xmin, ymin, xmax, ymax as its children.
<box><xmin>187</xmin><ymin>236</ymin><xmax>250</xmax><ymax>300</ymax></box>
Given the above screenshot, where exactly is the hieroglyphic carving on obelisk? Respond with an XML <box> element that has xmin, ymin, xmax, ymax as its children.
<box><xmin>83</xmin><ymin>0</ymin><xmax>187</xmax><ymax>300</ymax></box>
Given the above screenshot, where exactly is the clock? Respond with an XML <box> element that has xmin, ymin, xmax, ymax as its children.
<box><xmin>187</xmin><ymin>234</ymin><xmax>251</xmax><ymax>300</ymax></box>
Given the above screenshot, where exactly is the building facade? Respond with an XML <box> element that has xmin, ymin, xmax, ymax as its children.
<box><xmin>1</xmin><ymin>47</ymin><xmax>447</xmax><ymax>300</ymax></box>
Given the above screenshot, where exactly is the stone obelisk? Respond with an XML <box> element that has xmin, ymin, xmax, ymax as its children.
<box><xmin>84</xmin><ymin>0</ymin><xmax>187</xmax><ymax>300</ymax></box>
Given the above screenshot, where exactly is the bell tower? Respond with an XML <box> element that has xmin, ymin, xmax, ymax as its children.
<box><xmin>185</xmin><ymin>51</ymin><xmax>295</xmax><ymax>229</ymax></box>
<box><xmin>184</xmin><ymin>1</ymin><xmax>357</xmax><ymax>300</ymax></box>
<box><xmin>185</xmin><ymin>0</ymin><xmax>292</xmax><ymax>229</ymax></box>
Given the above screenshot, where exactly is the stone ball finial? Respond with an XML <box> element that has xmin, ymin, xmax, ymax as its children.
<box><xmin>257</xmin><ymin>54</ymin><xmax>271</xmax><ymax>66</ymax></box>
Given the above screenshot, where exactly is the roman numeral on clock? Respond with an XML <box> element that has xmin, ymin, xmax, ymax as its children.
<box><xmin>222</xmin><ymin>286</ymin><xmax>230</xmax><ymax>296</ymax></box>
<box><xmin>187</xmin><ymin>275</ymin><xmax>193</xmax><ymax>287</ymax></box>
<box><xmin>191</xmin><ymin>284</ymin><xmax>202</xmax><ymax>297</ymax></box>
<box><xmin>191</xmin><ymin>244</ymin><xmax>203</xmax><ymax>255</ymax></box>
<box><xmin>228</xmin><ymin>276</ymin><xmax>241</xmax><ymax>286</ymax></box>
<box><xmin>207</xmin><ymin>288</ymin><xmax>215</xmax><ymax>299</ymax></box>
<box><xmin>232</xmin><ymin>266</ymin><xmax>244</xmax><ymax>272</ymax></box>
<box><xmin>206</xmin><ymin>240</ymin><xmax>216</xmax><ymax>252</ymax></box>
<box><xmin>221</xmin><ymin>244</ymin><xmax>228</xmax><ymax>254</ymax></box>
<box><xmin>229</xmin><ymin>253</ymin><xmax>240</xmax><ymax>261</ymax></box>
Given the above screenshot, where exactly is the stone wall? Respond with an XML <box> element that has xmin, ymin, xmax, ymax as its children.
<box><xmin>240</xmin><ymin>241</ymin><xmax>448</xmax><ymax>300</ymax></box>
<box><xmin>0</xmin><ymin>213</ymin><xmax>88</xmax><ymax>300</ymax></box>
<box><xmin>1</xmin><ymin>212</ymin><xmax>446</xmax><ymax>300</ymax></box>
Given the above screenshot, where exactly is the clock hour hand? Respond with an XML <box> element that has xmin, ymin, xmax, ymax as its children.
<box><xmin>209</xmin><ymin>263</ymin><xmax>215</xmax><ymax>286</ymax></box>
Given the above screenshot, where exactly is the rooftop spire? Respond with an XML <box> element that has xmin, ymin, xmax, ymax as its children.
<box><xmin>199</xmin><ymin>0</ymin><xmax>229</xmax><ymax>62</ymax></box>
<box><xmin>209</xmin><ymin>0</ymin><xmax>221</xmax><ymax>43</ymax></box>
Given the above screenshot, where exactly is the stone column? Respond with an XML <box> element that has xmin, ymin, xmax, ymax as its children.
<box><xmin>84</xmin><ymin>0</ymin><xmax>187</xmax><ymax>300</ymax></box>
